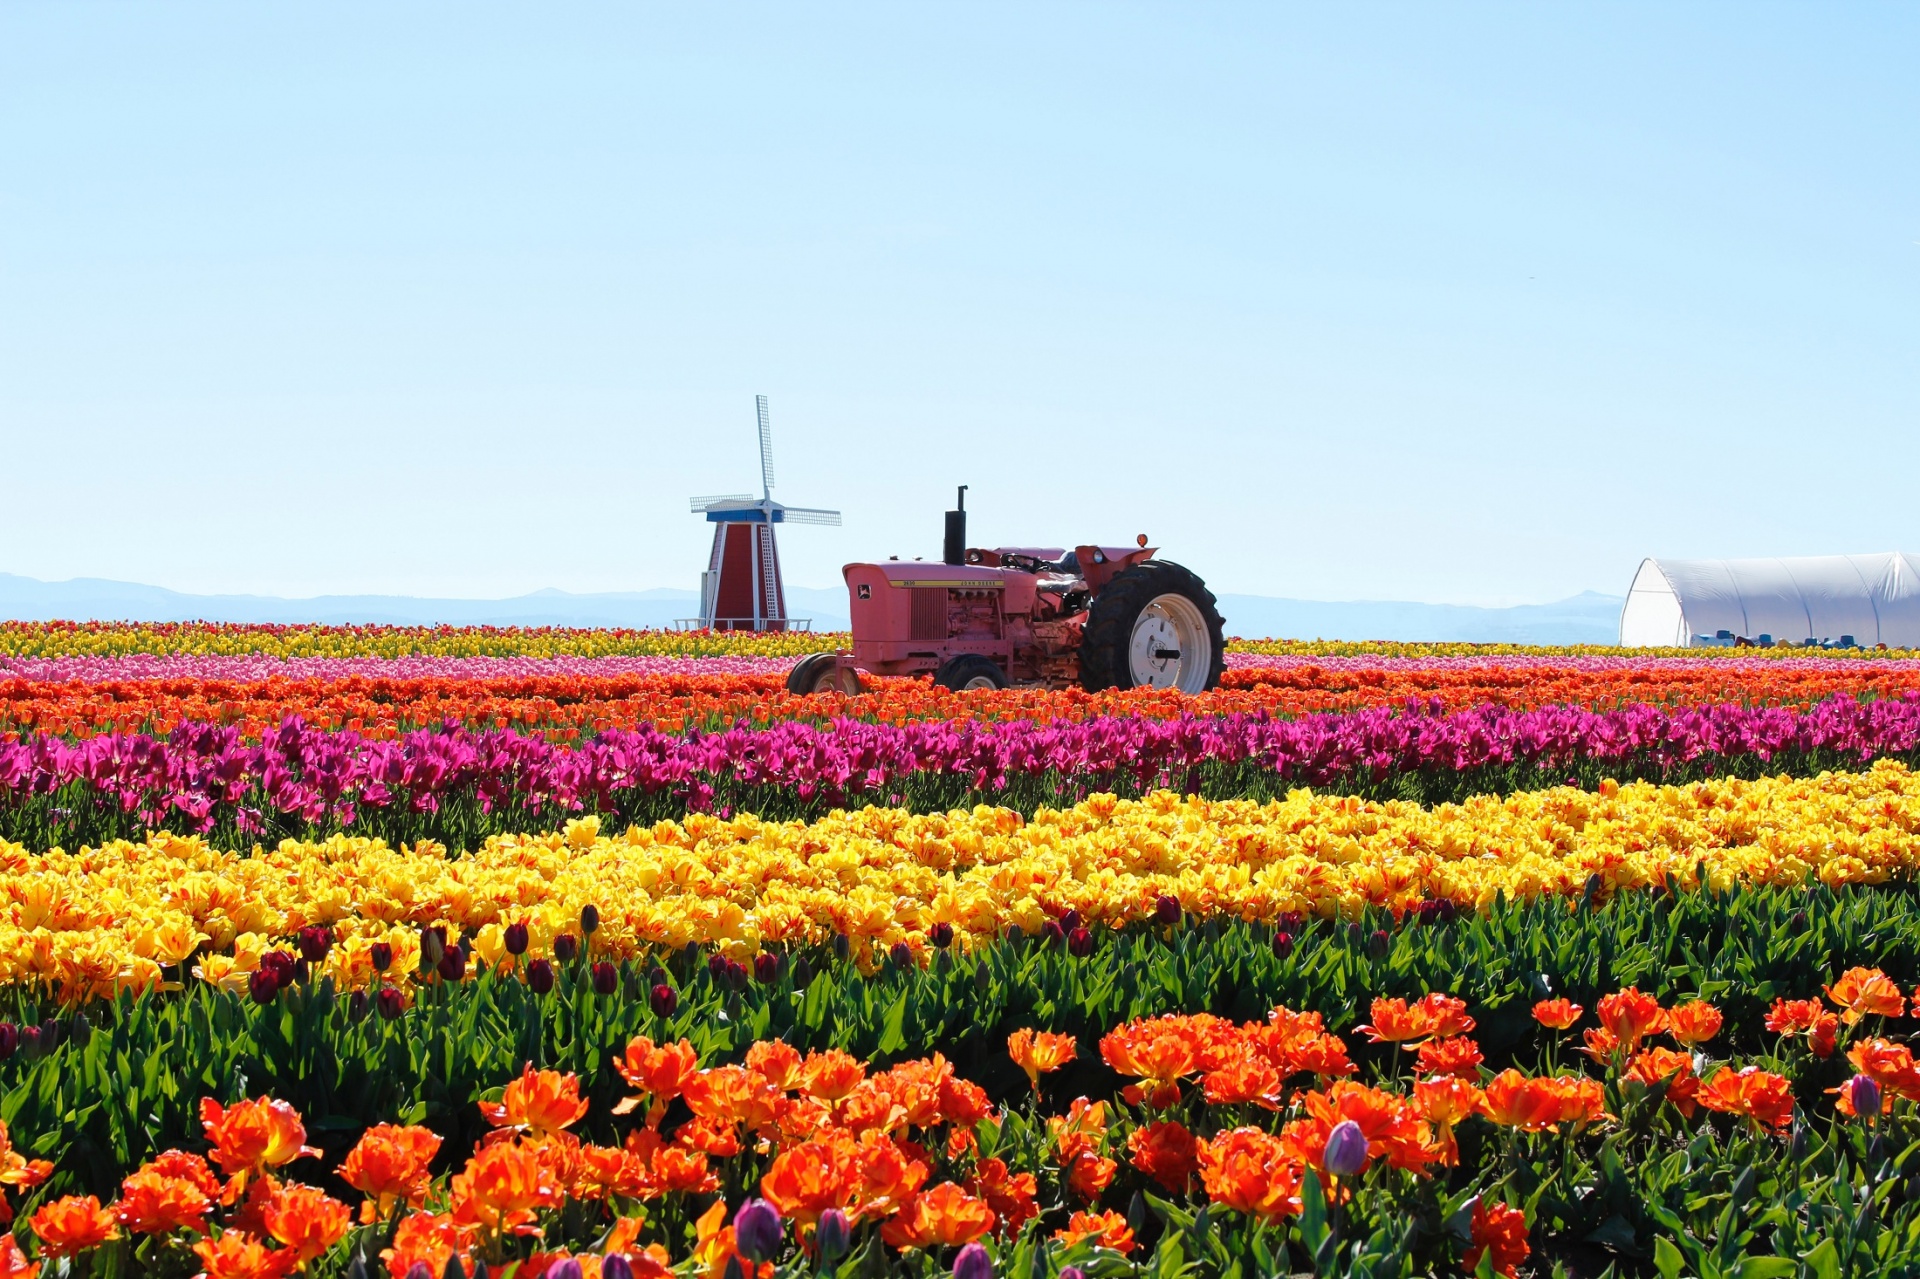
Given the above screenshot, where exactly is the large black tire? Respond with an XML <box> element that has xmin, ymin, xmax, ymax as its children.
<box><xmin>1079</xmin><ymin>560</ymin><xmax>1226</xmax><ymax>693</ymax></box>
<box><xmin>933</xmin><ymin>654</ymin><xmax>1010</xmax><ymax>691</ymax></box>
<box><xmin>786</xmin><ymin>653</ymin><xmax>862</xmax><ymax>695</ymax></box>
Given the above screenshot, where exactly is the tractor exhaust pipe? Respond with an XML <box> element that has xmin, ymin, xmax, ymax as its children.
<box><xmin>943</xmin><ymin>486</ymin><xmax>967</xmax><ymax>565</ymax></box>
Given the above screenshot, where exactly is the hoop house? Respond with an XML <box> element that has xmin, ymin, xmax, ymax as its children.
<box><xmin>1619</xmin><ymin>552</ymin><xmax>1920</xmax><ymax>647</ymax></box>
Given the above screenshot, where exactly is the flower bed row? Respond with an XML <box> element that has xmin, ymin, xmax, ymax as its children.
<box><xmin>7</xmin><ymin>763</ymin><xmax>1920</xmax><ymax>998</ymax></box>
<box><xmin>11</xmin><ymin>697</ymin><xmax>1920</xmax><ymax>848</ymax></box>
<box><xmin>4</xmin><ymin>971</ymin><xmax>1919</xmax><ymax>1277</ymax></box>
<box><xmin>5</xmin><ymin>659</ymin><xmax>1919</xmax><ymax>741</ymax></box>
<box><xmin>10</xmin><ymin>621</ymin><xmax>1920</xmax><ymax>663</ymax></box>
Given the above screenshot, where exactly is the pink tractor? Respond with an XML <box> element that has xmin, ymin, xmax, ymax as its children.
<box><xmin>787</xmin><ymin>488</ymin><xmax>1225</xmax><ymax>694</ymax></box>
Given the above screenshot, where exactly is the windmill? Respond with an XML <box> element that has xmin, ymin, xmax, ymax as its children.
<box><xmin>686</xmin><ymin>396</ymin><xmax>841</xmax><ymax>631</ymax></box>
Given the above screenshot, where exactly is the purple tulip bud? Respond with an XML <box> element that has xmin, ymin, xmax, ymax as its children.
<box><xmin>1154</xmin><ymin>894</ymin><xmax>1182</xmax><ymax>927</ymax></box>
<box><xmin>600</xmin><ymin>1258</ymin><xmax>635</xmax><ymax>1279</ymax></box>
<box><xmin>297</xmin><ymin>924</ymin><xmax>333</xmax><ymax>964</ymax></box>
<box><xmin>249</xmin><ymin>967</ymin><xmax>280</xmax><ymax>1004</ymax></box>
<box><xmin>20</xmin><ymin>1027</ymin><xmax>41</xmax><ymax>1059</ymax></box>
<box><xmin>261</xmin><ymin>950</ymin><xmax>296</xmax><ymax>984</ymax></box>
<box><xmin>592</xmin><ymin>961</ymin><xmax>619</xmax><ymax>996</ymax></box>
<box><xmin>553</xmin><ymin>933</ymin><xmax>579</xmax><ymax>962</ymax></box>
<box><xmin>291</xmin><ymin>957</ymin><xmax>310</xmax><ymax>985</ymax></box>
<box><xmin>504</xmin><ymin>922</ymin><xmax>530</xmax><ymax>956</ymax></box>
<box><xmin>815</xmin><ymin>1208</ymin><xmax>851</xmax><ymax>1261</ymax></box>
<box><xmin>1041</xmin><ymin>920</ymin><xmax>1066</xmax><ymax>947</ymax></box>
<box><xmin>754</xmin><ymin>953</ymin><xmax>780</xmax><ymax>985</ymax></box>
<box><xmin>650</xmin><ymin>983</ymin><xmax>678</xmax><ymax>1018</ymax></box>
<box><xmin>369</xmin><ymin>942</ymin><xmax>393</xmax><ymax>972</ymax></box>
<box><xmin>726</xmin><ymin>958</ymin><xmax>751</xmax><ymax>991</ymax></box>
<box><xmin>580</xmin><ymin>904</ymin><xmax>600</xmax><ymax>935</ymax></box>
<box><xmin>952</xmin><ymin>1242</ymin><xmax>993</xmax><ymax>1279</ymax></box>
<box><xmin>929</xmin><ymin>922</ymin><xmax>954</xmax><ymax>949</ymax></box>
<box><xmin>889</xmin><ymin>942</ymin><xmax>913</xmax><ymax>970</ymax></box>
<box><xmin>406</xmin><ymin>1264</ymin><xmax>434</xmax><ymax>1279</ymax></box>
<box><xmin>0</xmin><ymin>1023</ymin><xmax>15</xmax><ymax>1058</ymax></box>
<box><xmin>544</xmin><ymin>1260</ymin><xmax>583</xmax><ymax>1279</ymax></box>
<box><xmin>1272</xmin><ymin>931</ymin><xmax>1295</xmax><ymax>959</ymax></box>
<box><xmin>377</xmin><ymin>986</ymin><xmax>405</xmax><ymax>1020</ymax></box>
<box><xmin>527</xmin><ymin>959</ymin><xmax>555</xmax><ymax>995</ymax></box>
<box><xmin>791</xmin><ymin>956</ymin><xmax>813</xmax><ymax>986</ymax></box>
<box><xmin>1276</xmin><ymin>911</ymin><xmax>1305</xmax><ymax>934</ymax></box>
<box><xmin>708</xmin><ymin>953</ymin><xmax>729</xmax><ymax>981</ymax></box>
<box><xmin>832</xmin><ymin>933</ymin><xmax>851</xmax><ymax>961</ymax></box>
<box><xmin>1067</xmin><ymin>926</ymin><xmax>1094</xmax><ymax>958</ymax></box>
<box><xmin>733</xmin><ymin>1198</ymin><xmax>783</xmax><ymax>1264</ymax></box>
<box><xmin>1060</xmin><ymin>1270</ymin><xmax>1086</xmax><ymax>1279</ymax></box>
<box><xmin>348</xmin><ymin>990</ymin><xmax>370</xmax><ymax>1021</ymax></box>
<box><xmin>1060</xmin><ymin>909</ymin><xmax>1082</xmax><ymax>933</ymax></box>
<box><xmin>437</xmin><ymin>944</ymin><xmax>466</xmax><ymax>982</ymax></box>
<box><xmin>1848</xmin><ymin>1073</ymin><xmax>1883</xmax><ymax>1118</ymax></box>
<box><xmin>1368</xmin><ymin>929</ymin><xmax>1390</xmax><ymax>958</ymax></box>
<box><xmin>418</xmin><ymin>929</ymin><xmax>445</xmax><ymax>971</ymax></box>
<box><xmin>1323</xmin><ymin>1119</ymin><xmax>1369</xmax><ymax>1177</ymax></box>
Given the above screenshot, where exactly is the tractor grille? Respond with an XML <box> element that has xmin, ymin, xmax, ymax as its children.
<box><xmin>910</xmin><ymin>588</ymin><xmax>947</xmax><ymax>640</ymax></box>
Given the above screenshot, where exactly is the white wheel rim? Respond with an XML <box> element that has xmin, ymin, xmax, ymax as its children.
<box><xmin>961</xmin><ymin>674</ymin><xmax>999</xmax><ymax>691</ymax></box>
<box><xmin>1128</xmin><ymin>593</ymin><xmax>1212</xmax><ymax>692</ymax></box>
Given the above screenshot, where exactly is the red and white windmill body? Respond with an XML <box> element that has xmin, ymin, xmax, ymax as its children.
<box><xmin>686</xmin><ymin>396</ymin><xmax>841</xmax><ymax>631</ymax></box>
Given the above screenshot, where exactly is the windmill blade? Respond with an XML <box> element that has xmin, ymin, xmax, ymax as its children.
<box><xmin>690</xmin><ymin>494</ymin><xmax>753</xmax><ymax>512</ymax></box>
<box><xmin>780</xmin><ymin>507</ymin><xmax>842</xmax><ymax>526</ymax></box>
<box><xmin>756</xmin><ymin>394</ymin><xmax>775</xmax><ymax>495</ymax></box>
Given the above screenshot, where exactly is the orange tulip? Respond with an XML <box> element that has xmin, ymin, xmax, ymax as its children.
<box><xmin>1052</xmin><ymin>1208</ymin><xmax>1136</xmax><ymax>1254</ymax></box>
<box><xmin>1007</xmin><ymin>1029</ymin><xmax>1078</xmax><ymax>1092</ymax></box>
<box><xmin>613</xmin><ymin>1037</ymin><xmax>703</xmax><ymax>1121</ymax></box>
<box><xmin>190</xmin><ymin>1230</ymin><xmax>297</xmax><ymax>1279</ymax></box>
<box><xmin>1197</xmin><ymin>1127</ymin><xmax>1303</xmax><ymax>1221</ymax></box>
<box><xmin>879</xmin><ymin>1182</ymin><xmax>995</xmax><ymax>1249</ymax></box>
<box><xmin>28</xmin><ymin>1195</ymin><xmax>118</xmax><ymax>1258</ymax></box>
<box><xmin>114</xmin><ymin>1166</ymin><xmax>212</xmax><ymax>1235</ymax></box>
<box><xmin>1625</xmin><ymin>1048</ymin><xmax>1700</xmax><ymax>1118</ymax></box>
<box><xmin>745</xmin><ymin>1040</ymin><xmax>803</xmax><ymax>1092</ymax></box>
<box><xmin>1595</xmin><ymin>988</ymin><xmax>1666</xmax><ymax>1049</ymax></box>
<box><xmin>1414</xmin><ymin>1036</ymin><xmax>1484</xmax><ymax>1080</ymax></box>
<box><xmin>1354</xmin><ymin>997</ymin><xmax>1426</xmax><ymax>1044</ymax></box>
<box><xmin>1530</xmin><ymin>999</ymin><xmax>1582</xmax><ymax>1031</ymax></box>
<box><xmin>0</xmin><ymin>1119</ymin><xmax>52</xmax><ymax>1201</ymax></box>
<box><xmin>1464</xmin><ymin>1201</ymin><xmax>1530</xmax><ymax>1278</ymax></box>
<box><xmin>797</xmin><ymin>1049</ymin><xmax>868</xmax><ymax>1103</ymax></box>
<box><xmin>1200</xmin><ymin>1043</ymin><xmax>1285</xmax><ymax>1109</ymax></box>
<box><xmin>759</xmin><ymin>1136</ymin><xmax>860</xmax><ymax>1227</ymax></box>
<box><xmin>379</xmin><ymin>1211</ymin><xmax>468</xmax><ymax>1279</ymax></box>
<box><xmin>449</xmin><ymin>1140</ymin><xmax>563</xmax><ymax>1239</ymax></box>
<box><xmin>339</xmin><ymin>1124</ymin><xmax>443</xmax><ymax>1223</ymax></box>
<box><xmin>0</xmin><ymin>1235</ymin><xmax>36</xmax><ymax>1279</ymax></box>
<box><xmin>1666</xmin><ymin>1001</ymin><xmax>1723</xmax><ymax>1047</ymax></box>
<box><xmin>479</xmin><ymin>1065</ymin><xmax>589</xmax><ymax>1141</ymax></box>
<box><xmin>1099</xmin><ymin>1017</ymin><xmax>1203</xmax><ymax>1107</ymax></box>
<box><xmin>1847</xmin><ymin>1038</ymin><xmax>1920</xmax><ymax>1101</ymax></box>
<box><xmin>261</xmin><ymin>1183</ymin><xmax>351</xmax><ymax>1265</ymax></box>
<box><xmin>1826</xmin><ymin>967</ymin><xmax>1906</xmax><ymax>1026</ymax></box>
<box><xmin>965</xmin><ymin>1158</ymin><xmax>1038</xmax><ymax>1239</ymax></box>
<box><xmin>1293</xmin><ymin>1081</ymin><xmax>1438</xmax><ymax>1174</ymax></box>
<box><xmin>1483</xmin><ymin>1070</ymin><xmax>1589</xmax><ymax>1132</ymax></box>
<box><xmin>1698</xmin><ymin>1067</ymin><xmax>1795</xmax><ymax>1132</ymax></box>
<box><xmin>199</xmin><ymin>1097</ymin><xmax>319</xmax><ymax>1196</ymax></box>
<box><xmin>1128</xmin><ymin>1120</ymin><xmax>1201</xmax><ymax>1194</ymax></box>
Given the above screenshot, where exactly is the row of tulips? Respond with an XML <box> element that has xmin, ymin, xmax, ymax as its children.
<box><xmin>0</xmin><ymin>623</ymin><xmax>841</xmax><ymax>662</ymax></box>
<box><xmin>12</xmin><ymin>621</ymin><xmax>1920</xmax><ymax>663</ymax></box>
<box><xmin>6</xmin><ymin>973</ymin><xmax>1920</xmax><ymax>1277</ymax></box>
<box><xmin>12</xmin><ymin>695</ymin><xmax>1920</xmax><ymax>848</ymax></box>
<box><xmin>7</xmin><ymin>762</ymin><xmax>1920</xmax><ymax>1000</ymax></box>
<box><xmin>6</xmin><ymin>661</ymin><xmax>1920</xmax><ymax>741</ymax></box>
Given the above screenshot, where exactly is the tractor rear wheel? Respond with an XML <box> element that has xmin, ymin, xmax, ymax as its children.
<box><xmin>786</xmin><ymin>653</ymin><xmax>862</xmax><ymax>695</ymax></box>
<box><xmin>1079</xmin><ymin>561</ymin><xmax>1225</xmax><ymax>694</ymax></box>
<box><xmin>933</xmin><ymin>654</ymin><xmax>1010</xmax><ymax>691</ymax></box>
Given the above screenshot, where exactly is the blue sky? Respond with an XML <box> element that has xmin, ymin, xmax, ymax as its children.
<box><xmin>3</xmin><ymin>4</ymin><xmax>1914</xmax><ymax>605</ymax></box>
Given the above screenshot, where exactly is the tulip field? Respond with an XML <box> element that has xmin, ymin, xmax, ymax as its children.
<box><xmin>8</xmin><ymin>625</ymin><xmax>1920</xmax><ymax>1277</ymax></box>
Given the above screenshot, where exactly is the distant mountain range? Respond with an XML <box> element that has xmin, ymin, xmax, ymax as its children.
<box><xmin>0</xmin><ymin>574</ymin><xmax>1627</xmax><ymax>644</ymax></box>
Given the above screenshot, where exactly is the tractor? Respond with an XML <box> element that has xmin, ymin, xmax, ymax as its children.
<box><xmin>786</xmin><ymin>487</ymin><xmax>1226</xmax><ymax>695</ymax></box>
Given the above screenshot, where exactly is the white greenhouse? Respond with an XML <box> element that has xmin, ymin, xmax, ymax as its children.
<box><xmin>1619</xmin><ymin>552</ymin><xmax>1920</xmax><ymax>648</ymax></box>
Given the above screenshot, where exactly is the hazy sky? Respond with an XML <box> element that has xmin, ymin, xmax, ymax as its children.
<box><xmin>3</xmin><ymin>4</ymin><xmax>1915</xmax><ymax>605</ymax></box>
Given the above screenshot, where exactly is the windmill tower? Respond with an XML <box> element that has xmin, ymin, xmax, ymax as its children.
<box><xmin>686</xmin><ymin>396</ymin><xmax>841</xmax><ymax>631</ymax></box>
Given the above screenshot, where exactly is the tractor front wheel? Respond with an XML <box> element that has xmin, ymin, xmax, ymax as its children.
<box><xmin>1079</xmin><ymin>561</ymin><xmax>1225</xmax><ymax>694</ymax></box>
<box><xmin>933</xmin><ymin>654</ymin><xmax>1010</xmax><ymax>692</ymax></box>
<box><xmin>786</xmin><ymin>653</ymin><xmax>862</xmax><ymax>695</ymax></box>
